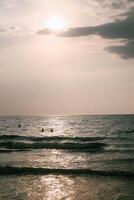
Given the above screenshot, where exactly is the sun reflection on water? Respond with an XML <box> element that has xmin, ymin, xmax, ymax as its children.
<box><xmin>40</xmin><ymin>176</ymin><xmax>75</xmax><ymax>200</ymax></box>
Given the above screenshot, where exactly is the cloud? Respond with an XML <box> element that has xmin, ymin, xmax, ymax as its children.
<box><xmin>38</xmin><ymin>29</ymin><xmax>51</xmax><ymax>35</ymax></box>
<box><xmin>96</xmin><ymin>0</ymin><xmax>134</xmax><ymax>9</ymax></box>
<box><xmin>106</xmin><ymin>41</ymin><xmax>134</xmax><ymax>59</ymax></box>
<box><xmin>59</xmin><ymin>9</ymin><xmax>134</xmax><ymax>39</ymax></box>
<box><xmin>0</xmin><ymin>26</ymin><xmax>17</xmax><ymax>34</ymax></box>
<box><xmin>0</xmin><ymin>29</ymin><xmax>7</xmax><ymax>33</ymax></box>
<box><xmin>38</xmin><ymin>8</ymin><xmax>134</xmax><ymax>59</ymax></box>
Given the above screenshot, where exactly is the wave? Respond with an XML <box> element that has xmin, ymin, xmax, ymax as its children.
<box><xmin>0</xmin><ymin>134</ymin><xmax>106</xmax><ymax>142</ymax></box>
<box><xmin>0</xmin><ymin>134</ymin><xmax>133</xmax><ymax>142</ymax></box>
<box><xmin>0</xmin><ymin>140</ymin><xmax>107</xmax><ymax>151</ymax></box>
<box><xmin>0</xmin><ymin>166</ymin><xmax>133</xmax><ymax>178</ymax></box>
<box><xmin>0</xmin><ymin>134</ymin><xmax>107</xmax><ymax>151</ymax></box>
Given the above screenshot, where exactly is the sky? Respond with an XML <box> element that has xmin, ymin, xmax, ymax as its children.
<box><xmin>0</xmin><ymin>0</ymin><xmax>134</xmax><ymax>115</ymax></box>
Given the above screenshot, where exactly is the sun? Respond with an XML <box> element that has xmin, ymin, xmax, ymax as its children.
<box><xmin>45</xmin><ymin>17</ymin><xmax>67</xmax><ymax>32</ymax></box>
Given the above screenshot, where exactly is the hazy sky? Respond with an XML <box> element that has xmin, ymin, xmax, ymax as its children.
<box><xmin>0</xmin><ymin>0</ymin><xmax>134</xmax><ymax>115</ymax></box>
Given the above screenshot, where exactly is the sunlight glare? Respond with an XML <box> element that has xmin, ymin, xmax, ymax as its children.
<box><xmin>45</xmin><ymin>17</ymin><xmax>67</xmax><ymax>32</ymax></box>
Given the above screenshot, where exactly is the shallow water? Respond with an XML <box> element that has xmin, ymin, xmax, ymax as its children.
<box><xmin>0</xmin><ymin>175</ymin><xmax>134</xmax><ymax>200</ymax></box>
<box><xmin>0</xmin><ymin>115</ymin><xmax>134</xmax><ymax>199</ymax></box>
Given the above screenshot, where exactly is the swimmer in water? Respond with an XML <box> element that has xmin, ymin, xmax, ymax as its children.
<box><xmin>18</xmin><ymin>124</ymin><xmax>21</xmax><ymax>128</ymax></box>
<box><xmin>41</xmin><ymin>128</ymin><xmax>44</xmax><ymax>132</ymax></box>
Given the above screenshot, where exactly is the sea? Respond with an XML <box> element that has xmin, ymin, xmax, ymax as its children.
<box><xmin>0</xmin><ymin>115</ymin><xmax>134</xmax><ymax>200</ymax></box>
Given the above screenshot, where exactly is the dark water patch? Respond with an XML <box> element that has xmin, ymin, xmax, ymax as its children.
<box><xmin>106</xmin><ymin>158</ymin><xmax>134</xmax><ymax>163</ymax></box>
<box><xmin>115</xmin><ymin>195</ymin><xmax>133</xmax><ymax>200</ymax></box>
<box><xmin>0</xmin><ymin>149</ymin><xmax>30</xmax><ymax>153</ymax></box>
<box><xmin>68</xmin><ymin>148</ymin><xmax>105</xmax><ymax>153</ymax></box>
<box><xmin>0</xmin><ymin>135</ymin><xmax>29</xmax><ymax>141</ymax></box>
<box><xmin>125</xmin><ymin>130</ymin><xmax>134</xmax><ymax>134</ymax></box>
<box><xmin>105</xmin><ymin>149</ymin><xmax>134</xmax><ymax>154</ymax></box>
<box><xmin>118</xmin><ymin>129</ymin><xmax>134</xmax><ymax>134</ymax></box>
<box><xmin>113</xmin><ymin>143</ymin><xmax>134</xmax><ymax>148</ymax></box>
<box><xmin>94</xmin><ymin>158</ymin><xmax>134</xmax><ymax>164</ymax></box>
<box><xmin>0</xmin><ymin>166</ymin><xmax>134</xmax><ymax>178</ymax></box>
<box><xmin>109</xmin><ymin>137</ymin><xmax>134</xmax><ymax>141</ymax></box>
<box><xmin>115</xmin><ymin>158</ymin><xmax>134</xmax><ymax>162</ymax></box>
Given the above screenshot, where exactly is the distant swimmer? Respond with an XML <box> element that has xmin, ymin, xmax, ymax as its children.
<box><xmin>18</xmin><ymin>124</ymin><xmax>21</xmax><ymax>128</ymax></box>
<box><xmin>41</xmin><ymin>128</ymin><xmax>44</xmax><ymax>132</ymax></box>
<box><xmin>50</xmin><ymin>128</ymin><xmax>53</xmax><ymax>132</ymax></box>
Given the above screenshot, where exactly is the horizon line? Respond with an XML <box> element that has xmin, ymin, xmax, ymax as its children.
<box><xmin>0</xmin><ymin>113</ymin><xmax>134</xmax><ymax>117</ymax></box>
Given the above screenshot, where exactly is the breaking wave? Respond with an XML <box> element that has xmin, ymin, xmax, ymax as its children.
<box><xmin>0</xmin><ymin>134</ymin><xmax>107</xmax><ymax>151</ymax></box>
<box><xmin>0</xmin><ymin>166</ymin><xmax>133</xmax><ymax>178</ymax></box>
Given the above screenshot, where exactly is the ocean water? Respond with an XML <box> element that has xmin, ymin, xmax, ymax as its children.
<box><xmin>0</xmin><ymin>115</ymin><xmax>134</xmax><ymax>200</ymax></box>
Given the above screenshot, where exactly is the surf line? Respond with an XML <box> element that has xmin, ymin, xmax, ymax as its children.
<box><xmin>0</xmin><ymin>166</ymin><xmax>134</xmax><ymax>178</ymax></box>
